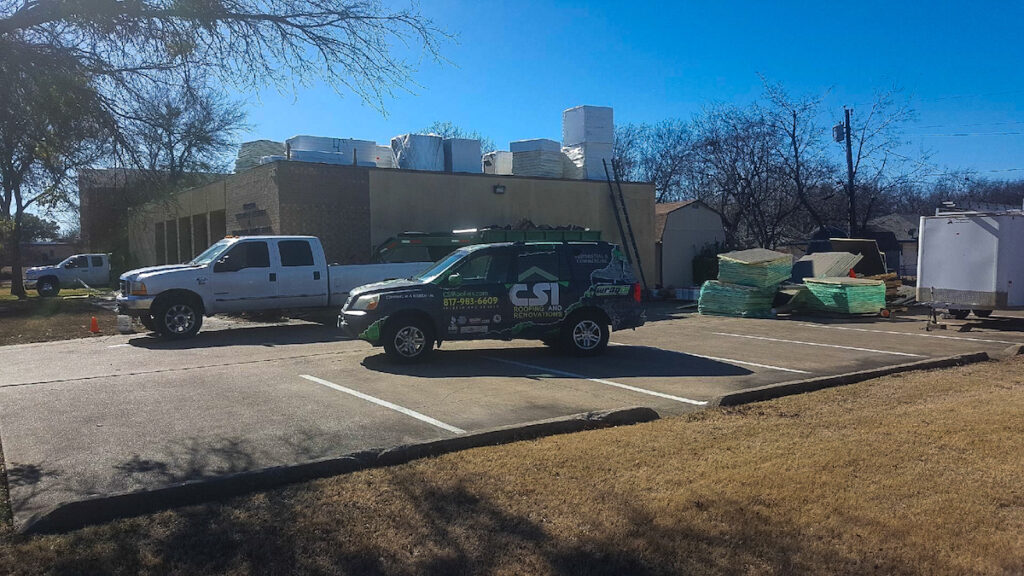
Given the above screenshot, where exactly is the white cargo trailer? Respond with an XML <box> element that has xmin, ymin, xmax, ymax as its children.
<box><xmin>916</xmin><ymin>211</ymin><xmax>1023</xmax><ymax>318</ymax></box>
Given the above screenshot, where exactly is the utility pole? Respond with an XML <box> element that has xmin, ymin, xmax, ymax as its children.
<box><xmin>844</xmin><ymin>107</ymin><xmax>856</xmax><ymax>236</ymax></box>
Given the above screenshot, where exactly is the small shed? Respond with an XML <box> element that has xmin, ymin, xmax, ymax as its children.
<box><xmin>655</xmin><ymin>200</ymin><xmax>725</xmax><ymax>288</ymax></box>
<box><xmin>866</xmin><ymin>213</ymin><xmax>920</xmax><ymax>276</ymax></box>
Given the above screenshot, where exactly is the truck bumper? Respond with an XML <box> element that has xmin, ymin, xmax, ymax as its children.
<box><xmin>23</xmin><ymin>279</ymin><xmax>37</xmax><ymax>290</ymax></box>
<box><xmin>116</xmin><ymin>294</ymin><xmax>156</xmax><ymax>316</ymax></box>
<box><xmin>340</xmin><ymin>310</ymin><xmax>384</xmax><ymax>344</ymax></box>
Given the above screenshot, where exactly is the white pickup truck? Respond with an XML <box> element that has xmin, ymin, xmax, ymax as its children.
<box><xmin>24</xmin><ymin>253</ymin><xmax>112</xmax><ymax>296</ymax></box>
<box><xmin>116</xmin><ymin>236</ymin><xmax>430</xmax><ymax>338</ymax></box>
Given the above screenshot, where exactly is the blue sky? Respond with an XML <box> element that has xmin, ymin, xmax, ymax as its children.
<box><xmin>242</xmin><ymin>0</ymin><xmax>1024</xmax><ymax>179</ymax></box>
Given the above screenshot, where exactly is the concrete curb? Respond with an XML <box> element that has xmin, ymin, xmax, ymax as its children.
<box><xmin>713</xmin><ymin>352</ymin><xmax>991</xmax><ymax>407</ymax></box>
<box><xmin>996</xmin><ymin>343</ymin><xmax>1024</xmax><ymax>359</ymax></box>
<box><xmin>19</xmin><ymin>406</ymin><xmax>659</xmax><ymax>535</ymax></box>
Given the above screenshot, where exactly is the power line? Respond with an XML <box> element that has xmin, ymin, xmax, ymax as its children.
<box><xmin>908</xmin><ymin>131</ymin><xmax>1024</xmax><ymax>137</ymax></box>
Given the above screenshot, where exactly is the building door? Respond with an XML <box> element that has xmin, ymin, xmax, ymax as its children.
<box><xmin>211</xmin><ymin>240</ymin><xmax>277</xmax><ymax>313</ymax></box>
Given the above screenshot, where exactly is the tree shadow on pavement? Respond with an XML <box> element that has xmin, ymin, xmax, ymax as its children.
<box><xmin>126</xmin><ymin>323</ymin><xmax>350</xmax><ymax>350</ymax></box>
<box><xmin>361</xmin><ymin>344</ymin><xmax>753</xmax><ymax>379</ymax></box>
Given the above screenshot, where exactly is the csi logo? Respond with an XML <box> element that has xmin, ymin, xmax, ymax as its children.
<box><xmin>509</xmin><ymin>283</ymin><xmax>560</xmax><ymax>307</ymax></box>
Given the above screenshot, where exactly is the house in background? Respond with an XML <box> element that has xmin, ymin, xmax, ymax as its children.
<box><xmin>655</xmin><ymin>200</ymin><xmax>725</xmax><ymax>288</ymax></box>
<box><xmin>866</xmin><ymin>213</ymin><xmax>920</xmax><ymax>276</ymax></box>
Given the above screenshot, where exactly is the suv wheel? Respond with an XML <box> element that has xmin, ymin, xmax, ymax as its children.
<box><xmin>36</xmin><ymin>277</ymin><xmax>60</xmax><ymax>297</ymax></box>
<box><xmin>383</xmin><ymin>317</ymin><xmax>434</xmax><ymax>363</ymax></box>
<box><xmin>561</xmin><ymin>311</ymin><xmax>609</xmax><ymax>356</ymax></box>
<box><xmin>973</xmin><ymin>309</ymin><xmax>993</xmax><ymax>318</ymax></box>
<box><xmin>154</xmin><ymin>298</ymin><xmax>203</xmax><ymax>339</ymax></box>
<box><xmin>139</xmin><ymin>313</ymin><xmax>156</xmax><ymax>332</ymax></box>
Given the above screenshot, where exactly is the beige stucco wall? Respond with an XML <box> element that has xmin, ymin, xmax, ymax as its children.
<box><xmin>368</xmin><ymin>169</ymin><xmax>656</xmax><ymax>281</ymax></box>
<box><xmin>660</xmin><ymin>204</ymin><xmax>725</xmax><ymax>288</ymax></box>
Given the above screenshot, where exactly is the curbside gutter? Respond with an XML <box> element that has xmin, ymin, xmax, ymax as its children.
<box><xmin>713</xmin><ymin>352</ymin><xmax>991</xmax><ymax>407</ymax></box>
<box><xmin>20</xmin><ymin>406</ymin><xmax>659</xmax><ymax>535</ymax></box>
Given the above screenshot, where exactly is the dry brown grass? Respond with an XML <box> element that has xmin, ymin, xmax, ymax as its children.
<box><xmin>0</xmin><ymin>357</ymin><xmax>1022</xmax><ymax>575</ymax></box>
<box><xmin>0</xmin><ymin>293</ymin><xmax>117</xmax><ymax>346</ymax></box>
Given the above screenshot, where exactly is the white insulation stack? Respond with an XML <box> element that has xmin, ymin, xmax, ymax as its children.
<box><xmin>510</xmin><ymin>138</ymin><xmax>562</xmax><ymax>153</ymax></box>
<box><xmin>512</xmin><ymin>150</ymin><xmax>564</xmax><ymax>178</ymax></box>
<box><xmin>562</xmin><ymin>105</ymin><xmax>614</xmax><ymax>146</ymax></box>
<box><xmin>443</xmin><ymin>138</ymin><xmax>482</xmax><ymax>173</ymax></box>
<box><xmin>391</xmin><ymin>134</ymin><xmax>444</xmax><ymax>171</ymax></box>
<box><xmin>286</xmin><ymin>135</ymin><xmax>378</xmax><ymax>165</ymax></box>
<box><xmin>375</xmin><ymin>145</ymin><xmax>395</xmax><ymax>168</ymax></box>
<box><xmin>562</xmin><ymin>142</ymin><xmax>614</xmax><ymax>180</ymax></box>
<box><xmin>236</xmin><ymin>140</ymin><xmax>285</xmax><ymax>172</ymax></box>
<box><xmin>258</xmin><ymin>155</ymin><xmax>287</xmax><ymax>165</ymax></box>
<box><xmin>482</xmin><ymin>151</ymin><xmax>513</xmax><ymax>175</ymax></box>
<box><xmin>290</xmin><ymin>149</ymin><xmax>376</xmax><ymax>166</ymax></box>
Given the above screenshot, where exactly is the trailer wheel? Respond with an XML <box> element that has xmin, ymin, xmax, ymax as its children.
<box><xmin>972</xmin><ymin>309</ymin><xmax>993</xmax><ymax>318</ymax></box>
<box><xmin>948</xmin><ymin>309</ymin><xmax>970</xmax><ymax>320</ymax></box>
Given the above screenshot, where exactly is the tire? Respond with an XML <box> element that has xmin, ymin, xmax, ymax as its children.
<box><xmin>36</xmin><ymin>277</ymin><xmax>60</xmax><ymax>298</ymax></box>
<box><xmin>139</xmin><ymin>314</ymin><xmax>156</xmax><ymax>331</ymax></box>
<box><xmin>382</xmin><ymin>316</ymin><xmax>434</xmax><ymax>363</ymax></box>
<box><xmin>948</xmin><ymin>309</ymin><xmax>970</xmax><ymax>320</ymax></box>
<box><xmin>154</xmin><ymin>297</ymin><xmax>203</xmax><ymax>339</ymax></box>
<box><xmin>560</xmin><ymin>311</ymin><xmax>609</xmax><ymax>356</ymax></box>
<box><xmin>973</xmin><ymin>309</ymin><xmax>993</xmax><ymax>318</ymax></box>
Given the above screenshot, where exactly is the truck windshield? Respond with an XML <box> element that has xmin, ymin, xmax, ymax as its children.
<box><xmin>189</xmin><ymin>239</ymin><xmax>234</xmax><ymax>266</ymax></box>
<box><xmin>414</xmin><ymin>248</ymin><xmax>471</xmax><ymax>283</ymax></box>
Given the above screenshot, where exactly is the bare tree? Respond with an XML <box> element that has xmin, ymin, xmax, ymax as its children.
<box><xmin>844</xmin><ymin>88</ymin><xmax>928</xmax><ymax>233</ymax></box>
<box><xmin>614</xmin><ymin>120</ymin><xmax>695</xmax><ymax>202</ymax></box>
<box><xmin>760</xmin><ymin>78</ymin><xmax>835</xmax><ymax>231</ymax></box>
<box><xmin>0</xmin><ymin>0</ymin><xmax>447</xmax><ymax>296</ymax></box>
<box><xmin>420</xmin><ymin>121</ymin><xmax>495</xmax><ymax>153</ymax></box>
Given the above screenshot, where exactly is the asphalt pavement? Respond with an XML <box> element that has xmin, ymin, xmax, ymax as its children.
<box><xmin>1</xmin><ymin>305</ymin><xmax>1022</xmax><ymax>531</ymax></box>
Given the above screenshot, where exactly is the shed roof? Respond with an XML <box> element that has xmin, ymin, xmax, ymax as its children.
<box><xmin>654</xmin><ymin>200</ymin><xmax>700</xmax><ymax>240</ymax></box>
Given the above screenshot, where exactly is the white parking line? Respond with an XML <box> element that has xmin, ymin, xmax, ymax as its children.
<box><xmin>106</xmin><ymin>344</ymin><xmax>130</xmax><ymax>348</ymax></box>
<box><xmin>798</xmin><ymin>323</ymin><xmax>1018</xmax><ymax>345</ymax></box>
<box><xmin>299</xmin><ymin>374</ymin><xmax>465</xmax><ymax>434</ymax></box>
<box><xmin>609</xmin><ymin>343</ymin><xmax>811</xmax><ymax>374</ymax></box>
<box><xmin>711</xmin><ymin>332</ymin><xmax>926</xmax><ymax>357</ymax></box>
<box><xmin>484</xmin><ymin>357</ymin><xmax>708</xmax><ymax>406</ymax></box>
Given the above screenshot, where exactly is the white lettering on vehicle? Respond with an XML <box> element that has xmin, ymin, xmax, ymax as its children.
<box><xmin>509</xmin><ymin>283</ymin><xmax>560</xmax><ymax>307</ymax></box>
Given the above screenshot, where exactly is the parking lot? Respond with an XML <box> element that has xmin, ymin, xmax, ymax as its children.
<box><xmin>2</xmin><ymin>304</ymin><xmax>1022</xmax><ymax>531</ymax></box>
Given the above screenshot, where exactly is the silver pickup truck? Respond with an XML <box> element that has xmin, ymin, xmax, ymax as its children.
<box><xmin>25</xmin><ymin>253</ymin><xmax>111</xmax><ymax>297</ymax></box>
<box><xmin>116</xmin><ymin>236</ymin><xmax>430</xmax><ymax>338</ymax></box>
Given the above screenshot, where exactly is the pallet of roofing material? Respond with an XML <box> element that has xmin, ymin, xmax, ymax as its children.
<box><xmin>391</xmin><ymin>134</ymin><xmax>444</xmax><ymax>171</ymax></box>
<box><xmin>697</xmin><ymin>280</ymin><xmax>776</xmax><ymax>318</ymax></box>
<box><xmin>866</xmin><ymin>272</ymin><xmax>903</xmax><ymax>300</ymax></box>
<box><xmin>828</xmin><ymin>238</ymin><xmax>887</xmax><ymax>276</ymax></box>
<box><xmin>791</xmin><ymin>251</ymin><xmax>862</xmax><ymax>282</ymax></box>
<box><xmin>717</xmin><ymin>248</ymin><xmax>793</xmax><ymax>289</ymax></box>
<box><xmin>803</xmin><ymin>278</ymin><xmax>886</xmax><ymax>314</ymax></box>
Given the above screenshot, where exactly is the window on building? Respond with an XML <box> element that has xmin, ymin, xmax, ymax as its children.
<box><xmin>278</xmin><ymin>240</ymin><xmax>315</xmax><ymax>267</ymax></box>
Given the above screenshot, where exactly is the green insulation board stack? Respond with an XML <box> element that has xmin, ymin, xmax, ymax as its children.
<box><xmin>803</xmin><ymin>278</ymin><xmax>886</xmax><ymax>314</ymax></box>
<box><xmin>698</xmin><ymin>280</ymin><xmax>776</xmax><ymax>318</ymax></box>
<box><xmin>717</xmin><ymin>248</ymin><xmax>793</xmax><ymax>289</ymax></box>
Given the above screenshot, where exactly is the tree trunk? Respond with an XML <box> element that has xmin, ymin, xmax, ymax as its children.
<box><xmin>9</xmin><ymin>215</ymin><xmax>26</xmax><ymax>298</ymax></box>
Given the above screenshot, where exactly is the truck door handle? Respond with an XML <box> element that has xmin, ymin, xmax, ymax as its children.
<box><xmin>313</xmin><ymin>271</ymin><xmax>321</xmax><ymax>280</ymax></box>
<box><xmin>269</xmin><ymin>273</ymin><xmax>277</xmax><ymax>282</ymax></box>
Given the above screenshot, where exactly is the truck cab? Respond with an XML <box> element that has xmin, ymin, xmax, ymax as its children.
<box><xmin>24</xmin><ymin>253</ymin><xmax>111</xmax><ymax>296</ymax></box>
<box><xmin>341</xmin><ymin>241</ymin><xmax>644</xmax><ymax>362</ymax></box>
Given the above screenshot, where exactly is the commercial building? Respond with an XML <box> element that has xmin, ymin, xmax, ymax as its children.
<box><xmin>125</xmin><ymin>160</ymin><xmax>656</xmax><ymax>276</ymax></box>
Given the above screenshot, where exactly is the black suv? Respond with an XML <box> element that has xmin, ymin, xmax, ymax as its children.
<box><xmin>340</xmin><ymin>241</ymin><xmax>645</xmax><ymax>362</ymax></box>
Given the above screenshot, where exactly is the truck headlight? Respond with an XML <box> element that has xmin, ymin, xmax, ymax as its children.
<box><xmin>351</xmin><ymin>294</ymin><xmax>379</xmax><ymax>311</ymax></box>
<box><xmin>131</xmin><ymin>282</ymin><xmax>148</xmax><ymax>296</ymax></box>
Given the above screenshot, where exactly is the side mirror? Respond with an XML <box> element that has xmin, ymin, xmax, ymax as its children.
<box><xmin>64</xmin><ymin>262</ymin><xmax>75</xmax><ymax>269</ymax></box>
<box><xmin>213</xmin><ymin>256</ymin><xmax>236</xmax><ymax>273</ymax></box>
<box><xmin>447</xmin><ymin>272</ymin><xmax>462</xmax><ymax>287</ymax></box>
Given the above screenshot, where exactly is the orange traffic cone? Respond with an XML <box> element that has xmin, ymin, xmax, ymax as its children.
<box><xmin>90</xmin><ymin>316</ymin><xmax>100</xmax><ymax>334</ymax></box>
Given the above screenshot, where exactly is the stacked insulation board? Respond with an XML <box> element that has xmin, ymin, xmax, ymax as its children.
<box><xmin>803</xmin><ymin>278</ymin><xmax>886</xmax><ymax>314</ymax></box>
<box><xmin>698</xmin><ymin>248</ymin><xmax>793</xmax><ymax>317</ymax></box>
